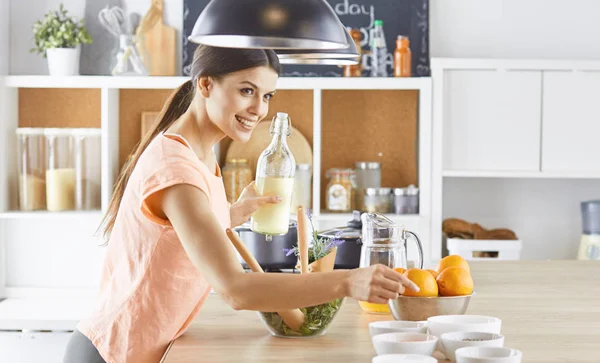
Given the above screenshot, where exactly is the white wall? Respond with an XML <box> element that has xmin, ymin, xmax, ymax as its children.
<box><xmin>1</xmin><ymin>0</ymin><xmax>8</xmax><ymax>75</ymax></box>
<box><xmin>430</xmin><ymin>0</ymin><xmax>600</xmax><ymax>59</ymax></box>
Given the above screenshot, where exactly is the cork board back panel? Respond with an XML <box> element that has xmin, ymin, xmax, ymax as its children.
<box><xmin>321</xmin><ymin>90</ymin><xmax>418</xmax><ymax>209</ymax></box>
<box><xmin>18</xmin><ymin>89</ymin><xmax>101</xmax><ymax>128</ymax></box>
<box><xmin>119</xmin><ymin>89</ymin><xmax>175</xmax><ymax>168</ymax></box>
<box><xmin>217</xmin><ymin>90</ymin><xmax>313</xmax><ymax>166</ymax></box>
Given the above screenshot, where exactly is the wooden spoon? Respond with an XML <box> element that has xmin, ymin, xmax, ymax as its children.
<box><xmin>225</xmin><ymin>229</ymin><xmax>305</xmax><ymax>331</ymax></box>
<box><xmin>297</xmin><ymin>206</ymin><xmax>310</xmax><ymax>274</ymax></box>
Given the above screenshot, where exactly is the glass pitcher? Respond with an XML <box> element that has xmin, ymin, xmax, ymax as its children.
<box><xmin>358</xmin><ymin>212</ymin><xmax>423</xmax><ymax>314</ymax></box>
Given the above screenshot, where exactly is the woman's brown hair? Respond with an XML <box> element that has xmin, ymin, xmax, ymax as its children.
<box><xmin>98</xmin><ymin>45</ymin><xmax>281</xmax><ymax>240</ymax></box>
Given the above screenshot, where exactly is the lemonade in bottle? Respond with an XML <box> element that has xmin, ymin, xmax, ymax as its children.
<box><xmin>251</xmin><ymin>112</ymin><xmax>296</xmax><ymax>235</ymax></box>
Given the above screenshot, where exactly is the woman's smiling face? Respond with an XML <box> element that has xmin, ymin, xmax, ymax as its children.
<box><xmin>201</xmin><ymin>66</ymin><xmax>279</xmax><ymax>143</ymax></box>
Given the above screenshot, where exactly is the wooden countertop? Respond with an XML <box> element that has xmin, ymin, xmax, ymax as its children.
<box><xmin>163</xmin><ymin>261</ymin><xmax>600</xmax><ymax>363</ymax></box>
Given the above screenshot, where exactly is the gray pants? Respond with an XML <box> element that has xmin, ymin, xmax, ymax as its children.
<box><xmin>63</xmin><ymin>329</ymin><xmax>106</xmax><ymax>363</ymax></box>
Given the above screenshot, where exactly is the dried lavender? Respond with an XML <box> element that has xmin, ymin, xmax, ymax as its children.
<box><xmin>282</xmin><ymin>208</ymin><xmax>346</xmax><ymax>264</ymax></box>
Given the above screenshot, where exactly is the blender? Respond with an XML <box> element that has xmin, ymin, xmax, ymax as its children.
<box><xmin>578</xmin><ymin>200</ymin><xmax>600</xmax><ymax>260</ymax></box>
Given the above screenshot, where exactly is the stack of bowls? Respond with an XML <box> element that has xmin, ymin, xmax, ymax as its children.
<box><xmin>369</xmin><ymin>314</ymin><xmax>522</xmax><ymax>362</ymax></box>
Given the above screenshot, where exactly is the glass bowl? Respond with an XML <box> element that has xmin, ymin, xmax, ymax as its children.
<box><xmin>258</xmin><ymin>298</ymin><xmax>345</xmax><ymax>338</ymax></box>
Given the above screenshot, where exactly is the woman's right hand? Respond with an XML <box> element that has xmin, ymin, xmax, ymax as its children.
<box><xmin>345</xmin><ymin>264</ymin><xmax>420</xmax><ymax>303</ymax></box>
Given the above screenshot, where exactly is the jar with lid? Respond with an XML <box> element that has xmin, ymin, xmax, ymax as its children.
<box><xmin>251</xmin><ymin>112</ymin><xmax>296</xmax><ymax>236</ymax></box>
<box><xmin>354</xmin><ymin>162</ymin><xmax>381</xmax><ymax>210</ymax></box>
<box><xmin>325</xmin><ymin>168</ymin><xmax>356</xmax><ymax>213</ymax></box>
<box><xmin>223</xmin><ymin>158</ymin><xmax>253</xmax><ymax>204</ymax></box>
<box><xmin>73</xmin><ymin>128</ymin><xmax>102</xmax><ymax>210</ymax></box>
<box><xmin>16</xmin><ymin>128</ymin><xmax>47</xmax><ymax>211</ymax></box>
<box><xmin>393</xmin><ymin>185</ymin><xmax>419</xmax><ymax>214</ymax></box>
<box><xmin>45</xmin><ymin>128</ymin><xmax>76</xmax><ymax>212</ymax></box>
<box><xmin>363</xmin><ymin>187</ymin><xmax>393</xmax><ymax>213</ymax></box>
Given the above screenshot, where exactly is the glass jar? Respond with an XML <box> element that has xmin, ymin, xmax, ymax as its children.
<box><xmin>393</xmin><ymin>185</ymin><xmax>419</xmax><ymax>214</ymax></box>
<box><xmin>354</xmin><ymin>162</ymin><xmax>381</xmax><ymax>210</ymax></box>
<box><xmin>45</xmin><ymin>128</ymin><xmax>76</xmax><ymax>212</ymax></box>
<box><xmin>73</xmin><ymin>129</ymin><xmax>102</xmax><ymax>210</ymax></box>
<box><xmin>223</xmin><ymin>158</ymin><xmax>253</xmax><ymax>204</ymax></box>
<box><xmin>16</xmin><ymin>128</ymin><xmax>47</xmax><ymax>211</ymax></box>
<box><xmin>290</xmin><ymin>164</ymin><xmax>312</xmax><ymax>212</ymax></box>
<box><xmin>364</xmin><ymin>187</ymin><xmax>393</xmax><ymax>213</ymax></box>
<box><xmin>325</xmin><ymin>168</ymin><xmax>356</xmax><ymax>213</ymax></box>
<box><xmin>251</xmin><ymin>112</ymin><xmax>296</xmax><ymax>235</ymax></box>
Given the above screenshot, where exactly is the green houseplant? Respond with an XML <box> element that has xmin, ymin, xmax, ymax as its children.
<box><xmin>30</xmin><ymin>3</ymin><xmax>92</xmax><ymax>75</ymax></box>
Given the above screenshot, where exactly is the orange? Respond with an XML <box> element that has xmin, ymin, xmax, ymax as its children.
<box><xmin>436</xmin><ymin>266</ymin><xmax>474</xmax><ymax>296</ymax></box>
<box><xmin>402</xmin><ymin>268</ymin><xmax>438</xmax><ymax>297</ymax></box>
<box><xmin>394</xmin><ymin>267</ymin><xmax>407</xmax><ymax>275</ymax></box>
<box><xmin>436</xmin><ymin>255</ymin><xmax>470</xmax><ymax>274</ymax></box>
<box><xmin>426</xmin><ymin>269</ymin><xmax>439</xmax><ymax>279</ymax></box>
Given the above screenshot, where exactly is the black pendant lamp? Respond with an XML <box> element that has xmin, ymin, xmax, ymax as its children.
<box><xmin>276</xmin><ymin>26</ymin><xmax>359</xmax><ymax>65</ymax></box>
<box><xmin>188</xmin><ymin>0</ymin><xmax>349</xmax><ymax>50</ymax></box>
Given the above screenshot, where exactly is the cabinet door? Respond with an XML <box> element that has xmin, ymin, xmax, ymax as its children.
<box><xmin>443</xmin><ymin>70</ymin><xmax>542</xmax><ymax>171</ymax></box>
<box><xmin>542</xmin><ymin>71</ymin><xmax>600</xmax><ymax>173</ymax></box>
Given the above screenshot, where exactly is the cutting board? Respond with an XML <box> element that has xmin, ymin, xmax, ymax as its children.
<box><xmin>225</xmin><ymin>121</ymin><xmax>313</xmax><ymax>179</ymax></box>
<box><xmin>144</xmin><ymin>0</ymin><xmax>176</xmax><ymax>76</ymax></box>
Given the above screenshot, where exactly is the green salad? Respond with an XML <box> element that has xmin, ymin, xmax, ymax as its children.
<box><xmin>259</xmin><ymin>298</ymin><xmax>344</xmax><ymax>337</ymax></box>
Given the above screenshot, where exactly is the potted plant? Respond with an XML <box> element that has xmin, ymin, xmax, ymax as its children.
<box><xmin>30</xmin><ymin>3</ymin><xmax>92</xmax><ymax>76</ymax></box>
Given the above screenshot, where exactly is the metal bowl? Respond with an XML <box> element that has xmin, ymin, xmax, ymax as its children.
<box><xmin>388</xmin><ymin>294</ymin><xmax>474</xmax><ymax>321</ymax></box>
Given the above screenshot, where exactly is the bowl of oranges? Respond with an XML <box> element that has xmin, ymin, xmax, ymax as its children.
<box><xmin>388</xmin><ymin>255</ymin><xmax>475</xmax><ymax>321</ymax></box>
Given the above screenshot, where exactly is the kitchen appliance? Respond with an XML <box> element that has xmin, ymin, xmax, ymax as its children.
<box><xmin>317</xmin><ymin>210</ymin><xmax>363</xmax><ymax>269</ymax></box>
<box><xmin>578</xmin><ymin>200</ymin><xmax>600</xmax><ymax>260</ymax></box>
<box><xmin>358</xmin><ymin>212</ymin><xmax>423</xmax><ymax>314</ymax></box>
<box><xmin>233</xmin><ymin>220</ymin><xmax>298</xmax><ymax>270</ymax></box>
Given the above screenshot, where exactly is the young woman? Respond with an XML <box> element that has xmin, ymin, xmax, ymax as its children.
<box><xmin>63</xmin><ymin>45</ymin><xmax>419</xmax><ymax>363</ymax></box>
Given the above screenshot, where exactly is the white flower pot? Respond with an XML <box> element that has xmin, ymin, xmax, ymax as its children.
<box><xmin>46</xmin><ymin>47</ymin><xmax>80</xmax><ymax>76</ymax></box>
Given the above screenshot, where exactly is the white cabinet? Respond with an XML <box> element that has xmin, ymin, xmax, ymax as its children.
<box><xmin>542</xmin><ymin>71</ymin><xmax>600</xmax><ymax>173</ymax></box>
<box><xmin>0</xmin><ymin>331</ymin><xmax>72</xmax><ymax>363</ymax></box>
<box><xmin>443</xmin><ymin>70</ymin><xmax>542</xmax><ymax>172</ymax></box>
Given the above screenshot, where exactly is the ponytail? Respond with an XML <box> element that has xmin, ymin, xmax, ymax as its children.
<box><xmin>98</xmin><ymin>80</ymin><xmax>194</xmax><ymax>240</ymax></box>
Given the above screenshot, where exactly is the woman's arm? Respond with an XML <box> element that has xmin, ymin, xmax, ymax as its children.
<box><xmin>158</xmin><ymin>183</ymin><xmax>418</xmax><ymax>311</ymax></box>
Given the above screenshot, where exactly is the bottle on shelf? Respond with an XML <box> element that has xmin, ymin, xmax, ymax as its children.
<box><xmin>369</xmin><ymin>20</ymin><xmax>388</xmax><ymax>77</ymax></box>
<box><xmin>251</xmin><ymin>112</ymin><xmax>296</xmax><ymax>236</ymax></box>
<box><xmin>343</xmin><ymin>28</ymin><xmax>363</xmax><ymax>77</ymax></box>
<box><xmin>394</xmin><ymin>35</ymin><xmax>412</xmax><ymax>77</ymax></box>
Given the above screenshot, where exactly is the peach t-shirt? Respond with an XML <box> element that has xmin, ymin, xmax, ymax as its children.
<box><xmin>77</xmin><ymin>133</ymin><xmax>231</xmax><ymax>363</ymax></box>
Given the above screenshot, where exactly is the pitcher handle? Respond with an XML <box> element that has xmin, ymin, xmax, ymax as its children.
<box><xmin>404</xmin><ymin>230</ymin><xmax>424</xmax><ymax>269</ymax></box>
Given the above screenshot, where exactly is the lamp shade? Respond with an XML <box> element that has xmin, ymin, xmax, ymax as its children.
<box><xmin>188</xmin><ymin>0</ymin><xmax>349</xmax><ymax>50</ymax></box>
<box><xmin>276</xmin><ymin>26</ymin><xmax>359</xmax><ymax>62</ymax></box>
<box><xmin>278</xmin><ymin>57</ymin><xmax>359</xmax><ymax>65</ymax></box>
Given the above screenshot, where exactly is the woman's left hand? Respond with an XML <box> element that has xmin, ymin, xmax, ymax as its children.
<box><xmin>229</xmin><ymin>181</ymin><xmax>282</xmax><ymax>227</ymax></box>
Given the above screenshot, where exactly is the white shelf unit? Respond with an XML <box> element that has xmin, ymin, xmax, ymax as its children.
<box><xmin>0</xmin><ymin>75</ymin><xmax>437</xmax><ymax>304</ymax></box>
<box><xmin>430</xmin><ymin>58</ymin><xmax>600</xmax><ymax>262</ymax></box>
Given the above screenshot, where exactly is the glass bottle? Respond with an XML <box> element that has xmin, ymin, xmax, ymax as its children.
<box><xmin>369</xmin><ymin>20</ymin><xmax>388</xmax><ymax>77</ymax></box>
<box><xmin>343</xmin><ymin>28</ymin><xmax>363</xmax><ymax>77</ymax></box>
<box><xmin>251</xmin><ymin>112</ymin><xmax>296</xmax><ymax>235</ymax></box>
<box><xmin>394</xmin><ymin>35</ymin><xmax>411</xmax><ymax>77</ymax></box>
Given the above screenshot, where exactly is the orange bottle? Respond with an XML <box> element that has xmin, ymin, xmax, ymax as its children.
<box><xmin>394</xmin><ymin>35</ymin><xmax>411</xmax><ymax>77</ymax></box>
<box><xmin>343</xmin><ymin>28</ymin><xmax>363</xmax><ymax>77</ymax></box>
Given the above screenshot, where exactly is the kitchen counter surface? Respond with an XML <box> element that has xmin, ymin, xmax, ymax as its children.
<box><xmin>163</xmin><ymin>261</ymin><xmax>600</xmax><ymax>363</ymax></box>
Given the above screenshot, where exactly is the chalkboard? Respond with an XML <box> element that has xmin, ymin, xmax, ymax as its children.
<box><xmin>182</xmin><ymin>0</ymin><xmax>429</xmax><ymax>77</ymax></box>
